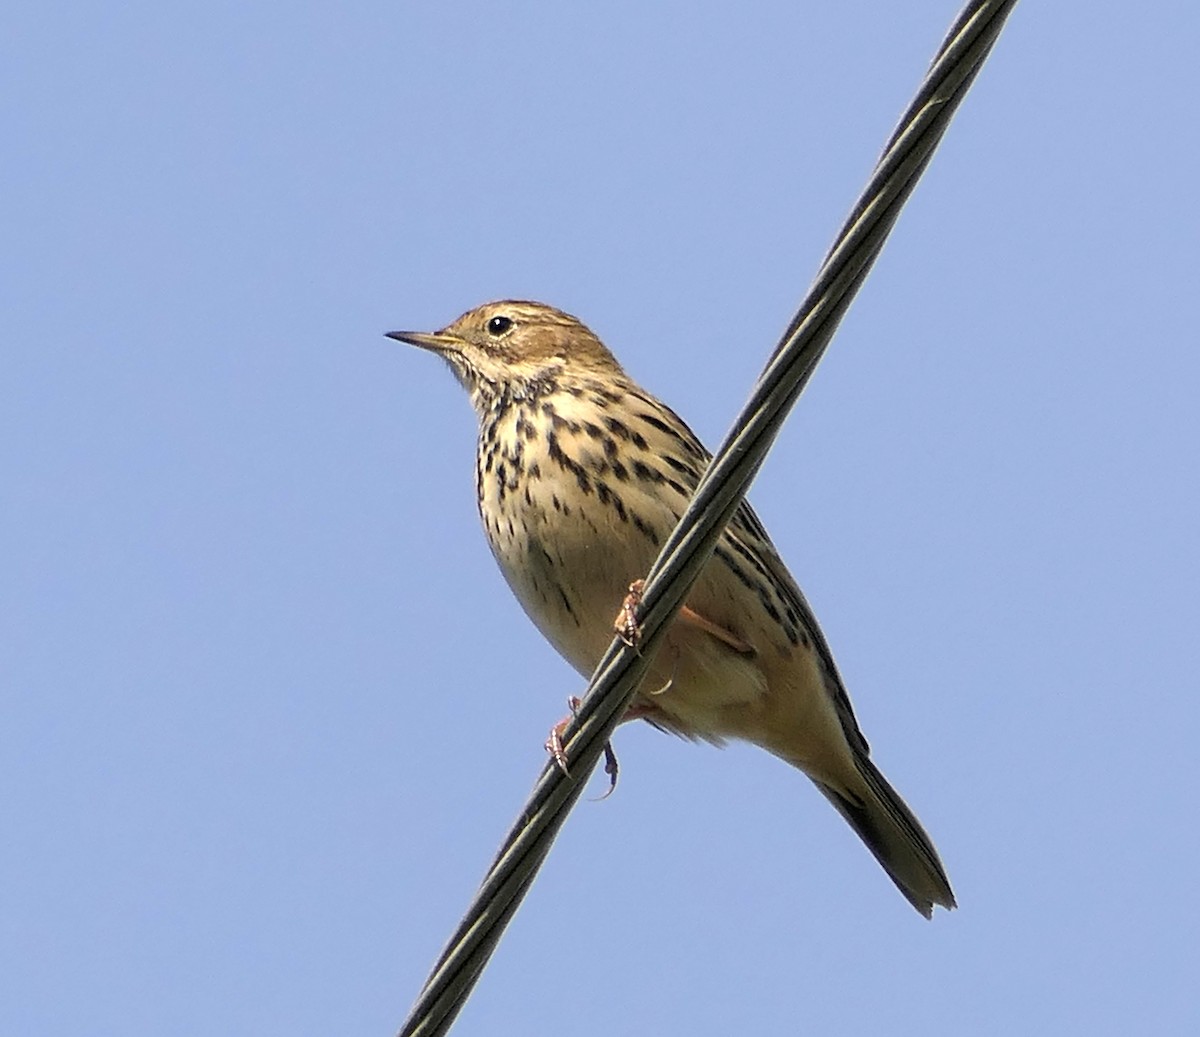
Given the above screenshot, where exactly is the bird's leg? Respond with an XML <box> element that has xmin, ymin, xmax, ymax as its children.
<box><xmin>677</xmin><ymin>605</ymin><xmax>756</xmax><ymax>656</ymax></box>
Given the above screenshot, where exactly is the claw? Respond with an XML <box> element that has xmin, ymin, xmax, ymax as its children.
<box><xmin>594</xmin><ymin>741</ymin><xmax>619</xmax><ymax>800</ymax></box>
<box><xmin>646</xmin><ymin>644</ymin><xmax>680</xmax><ymax>696</ymax></box>
<box><xmin>647</xmin><ymin>676</ymin><xmax>673</xmax><ymax>696</ymax></box>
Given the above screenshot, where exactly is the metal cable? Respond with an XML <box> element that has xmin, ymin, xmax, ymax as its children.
<box><xmin>397</xmin><ymin>3</ymin><xmax>1018</xmax><ymax>1034</ymax></box>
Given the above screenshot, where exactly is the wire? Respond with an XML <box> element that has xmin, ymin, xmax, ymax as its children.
<box><xmin>397</xmin><ymin>3</ymin><xmax>1019</xmax><ymax>1034</ymax></box>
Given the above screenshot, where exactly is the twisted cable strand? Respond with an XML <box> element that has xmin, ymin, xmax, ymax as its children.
<box><xmin>398</xmin><ymin>3</ymin><xmax>1018</xmax><ymax>1034</ymax></box>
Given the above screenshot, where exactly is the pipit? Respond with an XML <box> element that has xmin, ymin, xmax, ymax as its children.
<box><xmin>388</xmin><ymin>300</ymin><xmax>955</xmax><ymax>917</ymax></box>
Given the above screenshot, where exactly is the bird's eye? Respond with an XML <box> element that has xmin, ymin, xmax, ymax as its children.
<box><xmin>486</xmin><ymin>315</ymin><xmax>514</xmax><ymax>337</ymax></box>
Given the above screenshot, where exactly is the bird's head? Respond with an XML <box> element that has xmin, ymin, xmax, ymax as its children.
<box><xmin>387</xmin><ymin>300</ymin><xmax>622</xmax><ymax>413</ymax></box>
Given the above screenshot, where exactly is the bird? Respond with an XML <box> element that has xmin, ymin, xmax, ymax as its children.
<box><xmin>387</xmin><ymin>300</ymin><xmax>955</xmax><ymax>917</ymax></box>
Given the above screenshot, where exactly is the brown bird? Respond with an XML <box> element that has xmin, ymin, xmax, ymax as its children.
<box><xmin>388</xmin><ymin>300</ymin><xmax>955</xmax><ymax>917</ymax></box>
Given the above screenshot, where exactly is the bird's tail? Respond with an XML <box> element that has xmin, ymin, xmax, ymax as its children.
<box><xmin>812</xmin><ymin>753</ymin><xmax>955</xmax><ymax>918</ymax></box>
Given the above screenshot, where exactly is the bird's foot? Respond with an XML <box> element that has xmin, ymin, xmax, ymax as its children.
<box><xmin>544</xmin><ymin>695</ymin><xmax>621</xmax><ymax>798</ymax></box>
<box><xmin>614</xmin><ymin>578</ymin><xmax>646</xmax><ymax>649</ymax></box>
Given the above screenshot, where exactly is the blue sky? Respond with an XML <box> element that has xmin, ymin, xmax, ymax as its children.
<box><xmin>4</xmin><ymin>3</ymin><xmax>1199</xmax><ymax>1034</ymax></box>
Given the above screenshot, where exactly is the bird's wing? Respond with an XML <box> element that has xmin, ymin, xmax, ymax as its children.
<box><xmin>726</xmin><ymin>500</ymin><xmax>871</xmax><ymax>757</ymax></box>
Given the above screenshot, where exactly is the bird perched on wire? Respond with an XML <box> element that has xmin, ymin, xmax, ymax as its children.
<box><xmin>388</xmin><ymin>300</ymin><xmax>955</xmax><ymax>917</ymax></box>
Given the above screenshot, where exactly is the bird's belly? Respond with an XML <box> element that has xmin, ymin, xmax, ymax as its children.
<box><xmin>483</xmin><ymin>484</ymin><xmax>779</xmax><ymax>744</ymax></box>
<box><xmin>486</xmin><ymin>489</ymin><xmax>655</xmax><ymax>676</ymax></box>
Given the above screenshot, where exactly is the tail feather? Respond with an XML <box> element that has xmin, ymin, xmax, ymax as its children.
<box><xmin>813</xmin><ymin>755</ymin><xmax>955</xmax><ymax>918</ymax></box>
